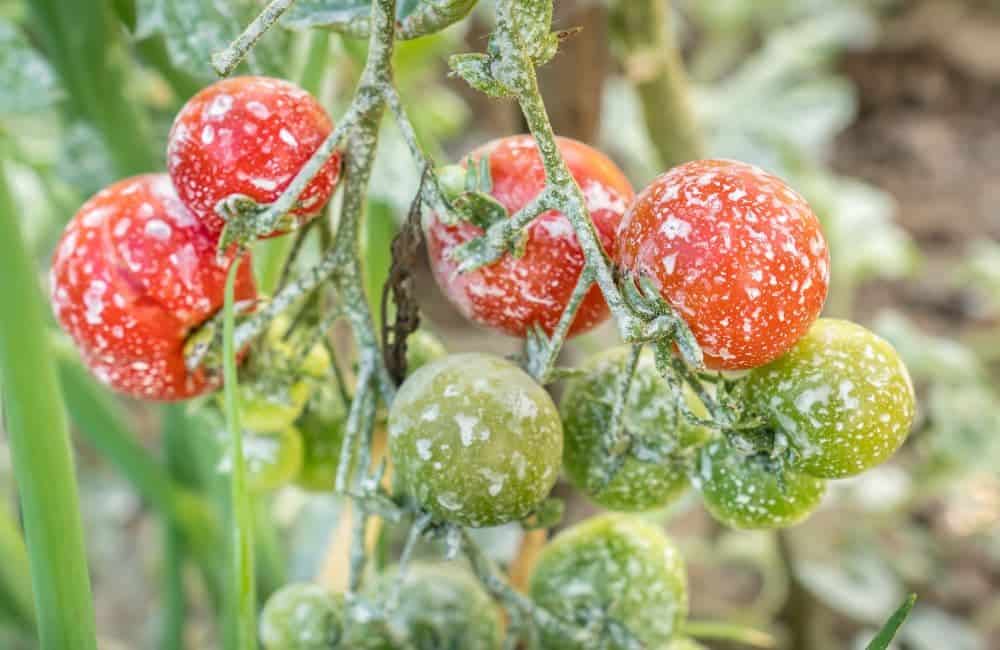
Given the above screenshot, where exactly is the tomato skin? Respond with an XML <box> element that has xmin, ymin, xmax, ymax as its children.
<box><xmin>241</xmin><ymin>426</ymin><xmax>304</xmax><ymax>492</ymax></box>
<box><xmin>404</xmin><ymin>329</ymin><xmax>447</xmax><ymax>376</ymax></box>
<box><xmin>50</xmin><ymin>174</ymin><xmax>257</xmax><ymax>400</ymax></box>
<box><xmin>694</xmin><ymin>440</ymin><xmax>826</xmax><ymax>530</ymax></box>
<box><xmin>616</xmin><ymin>159</ymin><xmax>829</xmax><ymax>370</ymax></box>
<box><xmin>294</xmin><ymin>383</ymin><xmax>347</xmax><ymax>492</ymax></box>
<box><xmin>746</xmin><ymin>318</ymin><xmax>916</xmax><ymax>479</ymax></box>
<box><xmin>560</xmin><ymin>346</ymin><xmax>709</xmax><ymax>511</ymax></box>
<box><xmin>529</xmin><ymin>514</ymin><xmax>688</xmax><ymax>649</ymax></box>
<box><xmin>259</xmin><ymin>583</ymin><xmax>343</xmax><ymax>649</ymax></box>
<box><xmin>388</xmin><ymin>353</ymin><xmax>562</xmax><ymax>527</ymax></box>
<box><xmin>167</xmin><ymin>76</ymin><xmax>341</xmax><ymax>237</ymax></box>
<box><xmin>425</xmin><ymin>135</ymin><xmax>634</xmax><ymax>338</ymax></box>
<box><xmin>366</xmin><ymin>563</ymin><xmax>503</xmax><ymax>650</ymax></box>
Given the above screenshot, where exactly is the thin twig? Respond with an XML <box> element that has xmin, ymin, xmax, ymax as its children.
<box><xmin>212</xmin><ymin>0</ymin><xmax>298</xmax><ymax>76</ymax></box>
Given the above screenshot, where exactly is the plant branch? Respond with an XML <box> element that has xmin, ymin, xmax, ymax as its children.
<box><xmin>212</xmin><ymin>0</ymin><xmax>298</xmax><ymax>77</ymax></box>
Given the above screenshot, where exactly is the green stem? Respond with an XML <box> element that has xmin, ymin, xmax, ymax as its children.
<box><xmin>211</xmin><ymin>0</ymin><xmax>297</xmax><ymax>76</ymax></box>
<box><xmin>222</xmin><ymin>257</ymin><xmax>257</xmax><ymax>650</ymax></box>
<box><xmin>0</xmin><ymin>501</ymin><xmax>35</xmax><ymax>632</ymax></box>
<box><xmin>610</xmin><ymin>0</ymin><xmax>704</xmax><ymax>167</ymax></box>
<box><xmin>160</xmin><ymin>410</ymin><xmax>187</xmax><ymax>650</ymax></box>
<box><xmin>0</xmin><ymin>164</ymin><xmax>97</xmax><ymax>649</ymax></box>
<box><xmin>683</xmin><ymin>620</ymin><xmax>776</xmax><ymax>648</ymax></box>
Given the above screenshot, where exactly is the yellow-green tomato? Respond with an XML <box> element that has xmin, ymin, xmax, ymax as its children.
<box><xmin>239</xmin><ymin>381</ymin><xmax>312</xmax><ymax>433</ymax></box>
<box><xmin>367</xmin><ymin>563</ymin><xmax>503</xmax><ymax>650</ymax></box>
<box><xmin>388</xmin><ymin>353</ymin><xmax>562</xmax><ymax>527</ymax></box>
<box><xmin>694</xmin><ymin>440</ymin><xmax>825</xmax><ymax>530</ymax></box>
<box><xmin>405</xmin><ymin>329</ymin><xmax>447</xmax><ymax>376</ymax></box>
<box><xmin>243</xmin><ymin>427</ymin><xmax>304</xmax><ymax>492</ymax></box>
<box><xmin>560</xmin><ymin>346</ymin><xmax>709</xmax><ymax>511</ymax></box>
<box><xmin>295</xmin><ymin>384</ymin><xmax>347</xmax><ymax>492</ymax></box>
<box><xmin>529</xmin><ymin>514</ymin><xmax>688</xmax><ymax>649</ymax></box>
<box><xmin>259</xmin><ymin>583</ymin><xmax>343</xmax><ymax>649</ymax></box>
<box><xmin>746</xmin><ymin>318</ymin><xmax>916</xmax><ymax>478</ymax></box>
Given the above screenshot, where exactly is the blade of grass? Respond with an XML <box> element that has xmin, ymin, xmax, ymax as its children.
<box><xmin>222</xmin><ymin>256</ymin><xmax>257</xmax><ymax>650</ymax></box>
<box><xmin>866</xmin><ymin>594</ymin><xmax>917</xmax><ymax>650</ymax></box>
<box><xmin>683</xmin><ymin>620</ymin><xmax>776</xmax><ymax>648</ymax></box>
<box><xmin>0</xmin><ymin>163</ymin><xmax>97</xmax><ymax>649</ymax></box>
<box><xmin>0</xmin><ymin>501</ymin><xmax>35</xmax><ymax>632</ymax></box>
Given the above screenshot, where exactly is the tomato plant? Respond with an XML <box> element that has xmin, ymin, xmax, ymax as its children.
<box><xmin>388</xmin><ymin>353</ymin><xmax>562</xmax><ymax>527</ymax></box>
<box><xmin>746</xmin><ymin>318</ymin><xmax>916</xmax><ymax>478</ymax></box>
<box><xmin>49</xmin><ymin>174</ymin><xmax>257</xmax><ymax>400</ymax></box>
<box><xmin>616</xmin><ymin>159</ymin><xmax>829</xmax><ymax>370</ymax></box>
<box><xmin>529</xmin><ymin>514</ymin><xmax>689</xmax><ymax>649</ymax></box>
<box><xmin>167</xmin><ymin>76</ymin><xmax>341</xmax><ymax>237</ymax></box>
<box><xmin>6</xmin><ymin>0</ymin><xmax>927</xmax><ymax>648</ymax></box>
<box><xmin>560</xmin><ymin>346</ymin><xmax>709</xmax><ymax>511</ymax></box>
<box><xmin>425</xmin><ymin>135</ymin><xmax>633</xmax><ymax>338</ymax></box>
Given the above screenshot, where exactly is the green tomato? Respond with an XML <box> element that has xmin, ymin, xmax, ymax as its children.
<box><xmin>529</xmin><ymin>514</ymin><xmax>688</xmax><ymax>649</ymax></box>
<box><xmin>295</xmin><ymin>384</ymin><xmax>347</xmax><ymax>492</ymax></box>
<box><xmin>242</xmin><ymin>427</ymin><xmax>304</xmax><ymax>492</ymax></box>
<box><xmin>746</xmin><ymin>318</ymin><xmax>916</xmax><ymax>479</ymax></box>
<box><xmin>694</xmin><ymin>440</ymin><xmax>826</xmax><ymax>530</ymax></box>
<box><xmin>560</xmin><ymin>346</ymin><xmax>710</xmax><ymax>511</ymax></box>
<box><xmin>239</xmin><ymin>381</ymin><xmax>312</xmax><ymax>434</ymax></box>
<box><xmin>366</xmin><ymin>563</ymin><xmax>503</xmax><ymax>650</ymax></box>
<box><xmin>259</xmin><ymin>583</ymin><xmax>343</xmax><ymax>649</ymax></box>
<box><xmin>405</xmin><ymin>329</ymin><xmax>447</xmax><ymax>375</ymax></box>
<box><xmin>388</xmin><ymin>353</ymin><xmax>562</xmax><ymax>527</ymax></box>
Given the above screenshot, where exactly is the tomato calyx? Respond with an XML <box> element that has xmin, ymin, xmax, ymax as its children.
<box><xmin>520</xmin><ymin>497</ymin><xmax>565</xmax><ymax>530</ymax></box>
<box><xmin>215</xmin><ymin>193</ymin><xmax>301</xmax><ymax>252</ymax></box>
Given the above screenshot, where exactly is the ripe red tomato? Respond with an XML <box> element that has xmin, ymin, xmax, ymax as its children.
<box><xmin>50</xmin><ymin>174</ymin><xmax>257</xmax><ymax>400</ymax></box>
<box><xmin>167</xmin><ymin>76</ymin><xmax>341</xmax><ymax>237</ymax></box>
<box><xmin>425</xmin><ymin>135</ymin><xmax>634</xmax><ymax>338</ymax></box>
<box><xmin>616</xmin><ymin>159</ymin><xmax>829</xmax><ymax>370</ymax></box>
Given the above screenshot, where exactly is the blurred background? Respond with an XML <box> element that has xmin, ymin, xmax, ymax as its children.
<box><xmin>1</xmin><ymin>0</ymin><xmax>999</xmax><ymax>648</ymax></box>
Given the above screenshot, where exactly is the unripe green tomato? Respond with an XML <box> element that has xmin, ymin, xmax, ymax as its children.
<box><xmin>266</xmin><ymin>313</ymin><xmax>332</xmax><ymax>379</ymax></box>
<box><xmin>694</xmin><ymin>440</ymin><xmax>825</xmax><ymax>530</ymax></box>
<box><xmin>746</xmin><ymin>318</ymin><xmax>916</xmax><ymax>479</ymax></box>
<box><xmin>295</xmin><ymin>384</ymin><xmax>347</xmax><ymax>492</ymax></box>
<box><xmin>366</xmin><ymin>563</ymin><xmax>503</xmax><ymax>650</ymax></box>
<box><xmin>243</xmin><ymin>427</ymin><xmax>304</xmax><ymax>493</ymax></box>
<box><xmin>405</xmin><ymin>329</ymin><xmax>447</xmax><ymax>376</ymax></box>
<box><xmin>259</xmin><ymin>583</ymin><xmax>343</xmax><ymax>649</ymax></box>
<box><xmin>388</xmin><ymin>353</ymin><xmax>562</xmax><ymax>527</ymax></box>
<box><xmin>560</xmin><ymin>346</ymin><xmax>710</xmax><ymax>511</ymax></box>
<box><xmin>239</xmin><ymin>381</ymin><xmax>312</xmax><ymax>433</ymax></box>
<box><xmin>529</xmin><ymin>514</ymin><xmax>688</xmax><ymax>649</ymax></box>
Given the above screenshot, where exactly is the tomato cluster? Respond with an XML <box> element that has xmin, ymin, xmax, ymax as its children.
<box><xmin>51</xmin><ymin>76</ymin><xmax>338</xmax><ymax>401</ymax></box>
<box><xmin>413</xmin><ymin>153</ymin><xmax>914</xmax><ymax>531</ymax></box>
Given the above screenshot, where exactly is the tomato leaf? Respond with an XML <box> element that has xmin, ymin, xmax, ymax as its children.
<box><xmin>449</xmin><ymin>53</ymin><xmax>512</xmax><ymax>98</ymax></box>
<box><xmin>0</xmin><ymin>20</ymin><xmax>62</xmax><ymax>116</ymax></box>
<box><xmin>283</xmin><ymin>0</ymin><xmax>477</xmax><ymax>40</ymax></box>
<box><xmin>866</xmin><ymin>594</ymin><xmax>916</xmax><ymax>650</ymax></box>
<box><xmin>136</xmin><ymin>0</ymin><xmax>289</xmax><ymax>81</ymax></box>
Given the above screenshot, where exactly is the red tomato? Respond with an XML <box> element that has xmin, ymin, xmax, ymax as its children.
<box><xmin>616</xmin><ymin>160</ymin><xmax>829</xmax><ymax>370</ymax></box>
<box><xmin>50</xmin><ymin>174</ymin><xmax>257</xmax><ymax>400</ymax></box>
<box><xmin>167</xmin><ymin>76</ymin><xmax>340</xmax><ymax>238</ymax></box>
<box><xmin>425</xmin><ymin>135</ymin><xmax>634</xmax><ymax>338</ymax></box>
